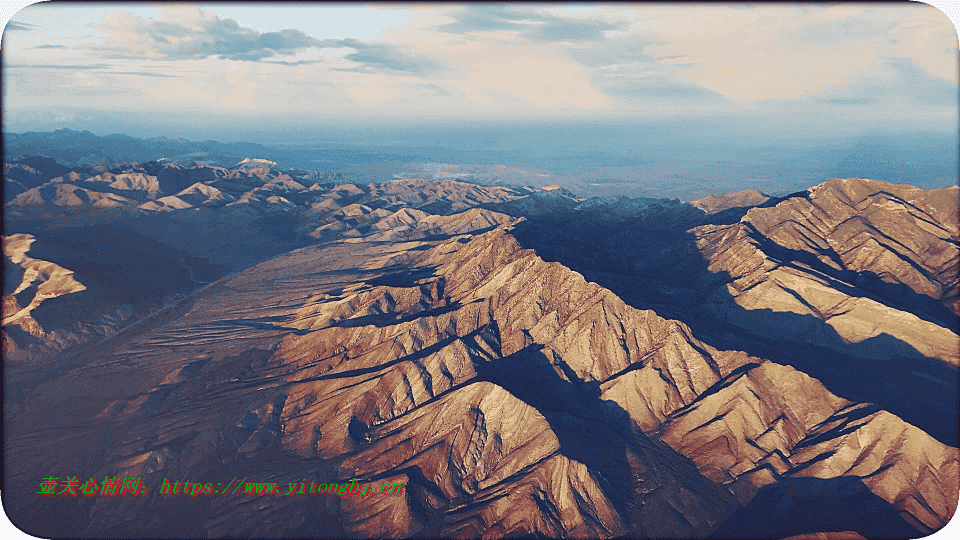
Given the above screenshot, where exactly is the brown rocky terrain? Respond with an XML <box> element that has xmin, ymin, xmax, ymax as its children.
<box><xmin>1</xmin><ymin>226</ymin><xmax>222</xmax><ymax>363</ymax></box>
<box><xmin>2</xmin><ymin>163</ymin><xmax>957</xmax><ymax>539</ymax></box>
<box><xmin>508</xmin><ymin>177</ymin><xmax>959</xmax><ymax>446</ymax></box>
<box><xmin>734</xmin><ymin>179</ymin><xmax>957</xmax><ymax>316</ymax></box>
<box><xmin>688</xmin><ymin>178</ymin><xmax>959</xmax><ymax>375</ymax></box>
<box><xmin>692</xmin><ymin>188</ymin><xmax>769</xmax><ymax>214</ymax></box>
<box><xmin>2</xmin><ymin>233</ymin><xmax>86</xmax><ymax>344</ymax></box>
<box><xmin>4</xmin><ymin>219</ymin><xmax>956</xmax><ymax>538</ymax></box>
<box><xmin>9</xmin><ymin>181</ymin><xmax>141</xmax><ymax>210</ymax></box>
<box><xmin>4</xmin><ymin>156</ymin><xmax>84</xmax><ymax>202</ymax></box>
<box><xmin>1</xmin><ymin>161</ymin><xmax>539</xmax><ymax>361</ymax></box>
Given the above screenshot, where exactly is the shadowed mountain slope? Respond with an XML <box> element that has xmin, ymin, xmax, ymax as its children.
<box><xmin>509</xmin><ymin>178</ymin><xmax>959</xmax><ymax>449</ymax></box>
<box><xmin>3</xmin><ymin>164</ymin><xmax>957</xmax><ymax>539</ymax></box>
<box><xmin>2</xmin><ymin>233</ymin><xmax>86</xmax><ymax>344</ymax></box>
<box><xmin>4</xmin><ymin>224</ymin><xmax>955</xmax><ymax>538</ymax></box>
<box><xmin>2</xmin><ymin>161</ymin><xmax>538</xmax><ymax>362</ymax></box>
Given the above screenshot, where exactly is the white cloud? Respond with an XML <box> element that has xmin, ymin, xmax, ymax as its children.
<box><xmin>382</xmin><ymin>9</ymin><xmax>617</xmax><ymax>114</ymax></box>
<box><xmin>889</xmin><ymin>5</ymin><xmax>958</xmax><ymax>83</ymax></box>
<box><xmin>635</xmin><ymin>4</ymin><xmax>957</xmax><ymax>103</ymax></box>
<box><xmin>4</xmin><ymin>3</ymin><xmax>956</xmax><ymax>122</ymax></box>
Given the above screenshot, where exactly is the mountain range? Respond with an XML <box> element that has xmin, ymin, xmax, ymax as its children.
<box><xmin>2</xmin><ymin>142</ymin><xmax>957</xmax><ymax>539</ymax></box>
<box><xmin>8</xmin><ymin>126</ymin><xmax>957</xmax><ymax>202</ymax></box>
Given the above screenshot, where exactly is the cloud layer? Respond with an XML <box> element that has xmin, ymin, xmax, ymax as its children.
<box><xmin>4</xmin><ymin>3</ymin><xmax>957</xmax><ymax>122</ymax></box>
<box><xmin>434</xmin><ymin>4</ymin><xmax>626</xmax><ymax>42</ymax></box>
<box><xmin>92</xmin><ymin>7</ymin><xmax>322</xmax><ymax>61</ymax></box>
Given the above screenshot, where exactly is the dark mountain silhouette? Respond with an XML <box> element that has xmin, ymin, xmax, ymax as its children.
<box><xmin>4</xmin><ymin>129</ymin><xmax>299</xmax><ymax>169</ymax></box>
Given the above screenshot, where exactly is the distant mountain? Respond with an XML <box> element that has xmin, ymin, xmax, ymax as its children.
<box><xmin>1</xmin><ymin>157</ymin><xmax>559</xmax><ymax>360</ymax></box>
<box><xmin>234</xmin><ymin>157</ymin><xmax>279</xmax><ymax>169</ymax></box>
<box><xmin>3</xmin><ymin>128</ymin><xmax>300</xmax><ymax>169</ymax></box>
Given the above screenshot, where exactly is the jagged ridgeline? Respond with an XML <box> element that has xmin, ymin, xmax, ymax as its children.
<box><xmin>3</xmin><ymin>153</ymin><xmax>957</xmax><ymax>539</ymax></box>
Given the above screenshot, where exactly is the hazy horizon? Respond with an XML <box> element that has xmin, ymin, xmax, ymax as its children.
<box><xmin>3</xmin><ymin>2</ymin><xmax>959</xmax><ymax>197</ymax></box>
<box><xmin>4</xmin><ymin>116</ymin><xmax>957</xmax><ymax>199</ymax></box>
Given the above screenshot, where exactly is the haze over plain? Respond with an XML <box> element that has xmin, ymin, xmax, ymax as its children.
<box><xmin>3</xmin><ymin>2</ymin><xmax>958</xmax><ymax>199</ymax></box>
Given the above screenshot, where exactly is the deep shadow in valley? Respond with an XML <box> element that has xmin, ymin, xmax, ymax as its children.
<box><xmin>471</xmin><ymin>337</ymin><xmax>738</xmax><ymax>537</ymax></box>
<box><xmin>474</xmin><ymin>343</ymin><xmax>636</xmax><ymax>519</ymax></box>
<box><xmin>709</xmin><ymin>476</ymin><xmax>922</xmax><ymax>539</ymax></box>
<box><xmin>508</xmin><ymin>204</ymin><xmax>959</xmax><ymax>447</ymax></box>
<box><xmin>7</xmin><ymin>222</ymin><xmax>226</xmax><ymax>304</ymax></box>
<box><xmin>740</xmin><ymin>218</ymin><xmax>958</xmax><ymax>329</ymax></box>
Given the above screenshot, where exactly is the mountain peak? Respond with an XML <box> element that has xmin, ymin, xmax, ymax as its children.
<box><xmin>236</xmin><ymin>157</ymin><xmax>278</xmax><ymax>168</ymax></box>
<box><xmin>692</xmin><ymin>188</ymin><xmax>769</xmax><ymax>214</ymax></box>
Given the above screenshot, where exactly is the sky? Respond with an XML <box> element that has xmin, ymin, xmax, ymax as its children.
<box><xmin>2</xmin><ymin>1</ymin><xmax>958</xmax><ymax>141</ymax></box>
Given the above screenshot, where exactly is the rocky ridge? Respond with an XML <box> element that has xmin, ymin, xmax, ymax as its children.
<box><xmin>692</xmin><ymin>188</ymin><xmax>769</xmax><ymax>214</ymax></box>
<box><xmin>7</xmin><ymin>224</ymin><xmax>952</xmax><ymax>538</ymax></box>
<box><xmin>274</xmin><ymin>227</ymin><xmax>957</xmax><ymax>536</ymax></box>
<box><xmin>691</xmin><ymin>178</ymin><xmax>959</xmax><ymax>366</ymax></box>
<box><xmin>2</xmin><ymin>163</ymin><xmax>957</xmax><ymax>539</ymax></box>
<box><xmin>2</xmin><ymin>233</ymin><xmax>86</xmax><ymax>340</ymax></box>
